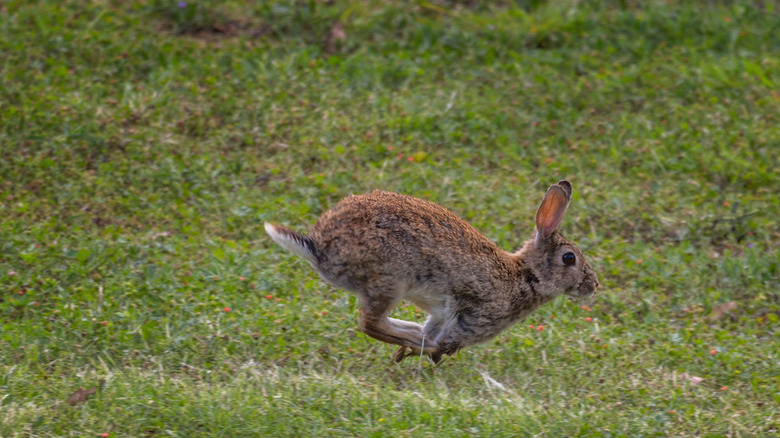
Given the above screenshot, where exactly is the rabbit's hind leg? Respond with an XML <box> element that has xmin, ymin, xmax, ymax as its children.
<box><xmin>389</xmin><ymin>318</ymin><xmax>440</xmax><ymax>363</ymax></box>
<box><xmin>357</xmin><ymin>292</ymin><xmax>437</xmax><ymax>359</ymax></box>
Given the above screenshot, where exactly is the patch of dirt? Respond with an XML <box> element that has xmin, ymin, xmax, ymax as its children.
<box><xmin>66</xmin><ymin>387</ymin><xmax>97</xmax><ymax>406</ymax></box>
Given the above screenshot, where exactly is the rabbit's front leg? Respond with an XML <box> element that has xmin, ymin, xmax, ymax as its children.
<box><xmin>420</xmin><ymin>312</ymin><xmax>469</xmax><ymax>363</ymax></box>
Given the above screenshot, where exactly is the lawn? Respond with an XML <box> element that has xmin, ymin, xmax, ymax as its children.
<box><xmin>1</xmin><ymin>0</ymin><xmax>779</xmax><ymax>436</ymax></box>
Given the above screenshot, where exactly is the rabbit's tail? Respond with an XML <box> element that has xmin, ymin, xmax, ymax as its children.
<box><xmin>264</xmin><ymin>223</ymin><xmax>320</xmax><ymax>266</ymax></box>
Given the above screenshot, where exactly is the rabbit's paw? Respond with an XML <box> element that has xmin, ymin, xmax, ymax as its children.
<box><xmin>392</xmin><ymin>346</ymin><xmax>413</xmax><ymax>363</ymax></box>
<box><xmin>431</xmin><ymin>342</ymin><xmax>461</xmax><ymax>364</ymax></box>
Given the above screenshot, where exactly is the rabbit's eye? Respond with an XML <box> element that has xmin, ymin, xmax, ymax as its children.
<box><xmin>562</xmin><ymin>252</ymin><xmax>576</xmax><ymax>266</ymax></box>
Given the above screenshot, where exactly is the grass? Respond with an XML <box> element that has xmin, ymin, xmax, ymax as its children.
<box><xmin>1</xmin><ymin>0</ymin><xmax>779</xmax><ymax>436</ymax></box>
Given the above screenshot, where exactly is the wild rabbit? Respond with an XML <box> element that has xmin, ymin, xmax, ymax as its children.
<box><xmin>265</xmin><ymin>180</ymin><xmax>598</xmax><ymax>363</ymax></box>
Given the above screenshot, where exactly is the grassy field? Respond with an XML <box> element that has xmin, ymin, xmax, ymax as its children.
<box><xmin>1</xmin><ymin>0</ymin><xmax>779</xmax><ymax>436</ymax></box>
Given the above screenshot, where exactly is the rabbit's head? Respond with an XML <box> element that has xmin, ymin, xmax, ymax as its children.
<box><xmin>524</xmin><ymin>181</ymin><xmax>599</xmax><ymax>298</ymax></box>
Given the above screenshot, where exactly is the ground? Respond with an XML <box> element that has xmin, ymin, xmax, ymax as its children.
<box><xmin>1</xmin><ymin>1</ymin><xmax>778</xmax><ymax>436</ymax></box>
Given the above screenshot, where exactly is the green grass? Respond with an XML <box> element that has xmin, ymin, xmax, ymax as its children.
<box><xmin>1</xmin><ymin>0</ymin><xmax>779</xmax><ymax>436</ymax></box>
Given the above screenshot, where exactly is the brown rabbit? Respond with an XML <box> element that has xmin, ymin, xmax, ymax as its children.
<box><xmin>265</xmin><ymin>180</ymin><xmax>598</xmax><ymax>363</ymax></box>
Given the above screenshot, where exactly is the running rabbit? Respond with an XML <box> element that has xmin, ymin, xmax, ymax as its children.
<box><xmin>265</xmin><ymin>180</ymin><xmax>598</xmax><ymax>363</ymax></box>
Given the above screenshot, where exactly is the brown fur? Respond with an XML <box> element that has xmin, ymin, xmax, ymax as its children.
<box><xmin>265</xmin><ymin>181</ymin><xmax>599</xmax><ymax>362</ymax></box>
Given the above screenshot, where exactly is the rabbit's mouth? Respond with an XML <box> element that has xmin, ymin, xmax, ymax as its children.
<box><xmin>567</xmin><ymin>289</ymin><xmax>595</xmax><ymax>299</ymax></box>
<box><xmin>569</xmin><ymin>276</ymin><xmax>599</xmax><ymax>298</ymax></box>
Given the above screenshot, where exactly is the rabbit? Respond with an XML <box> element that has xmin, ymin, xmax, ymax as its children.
<box><xmin>264</xmin><ymin>180</ymin><xmax>599</xmax><ymax>363</ymax></box>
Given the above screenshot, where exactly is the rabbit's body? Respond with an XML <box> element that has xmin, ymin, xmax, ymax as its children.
<box><xmin>266</xmin><ymin>182</ymin><xmax>598</xmax><ymax>362</ymax></box>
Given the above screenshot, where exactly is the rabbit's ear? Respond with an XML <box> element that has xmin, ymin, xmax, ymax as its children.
<box><xmin>534</xmin><ymin>181</ymin><xmax>572</xmax><ymax>247</ymax></box>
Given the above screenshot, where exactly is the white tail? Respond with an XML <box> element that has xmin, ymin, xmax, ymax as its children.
<box><xmin>264</xmin><ymin>223</ymin><xmax>319</xmax><ymax>266</ymax></box>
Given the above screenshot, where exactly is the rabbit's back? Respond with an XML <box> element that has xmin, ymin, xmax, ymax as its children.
<box><xmin>309</xmin><ymin>190</ymin><xmax>513</xmax><ymax>297</ymax></box>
